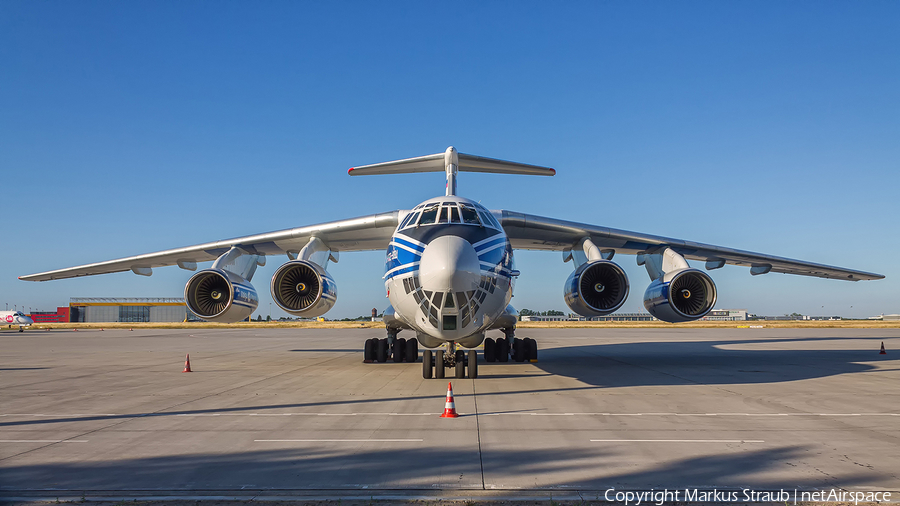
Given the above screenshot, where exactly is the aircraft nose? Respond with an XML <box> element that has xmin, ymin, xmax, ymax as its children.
<box><xmin>418</xmin><ymin>235</ymin><xmax>481</xmax><ymax>293</ymax></box>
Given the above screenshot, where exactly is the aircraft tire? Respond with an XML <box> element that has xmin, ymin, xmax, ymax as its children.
<box><xmin>393</xmin><ymin>338</ymin><xmax>406</xmax><ymax>363</ymax></box>
<box><xmin>435</xmin><ymin>350</ymin><xmax>445</xmax><ymax>379</ymax></box>
<box><xmin>376</xmin><ymin>338</ymin><xmax>388</xmax><ymax>363</ymax></box>
<box><xmin>422</xmin><ymin>349</ymin><xmax>433</xmax><ymax>379</ymax></box>
<box><xmin>497</xmin><ymin>338</ymin><xmax>509</xmax><ymax>362</ymax></box>
<box><xmin>455</xmin><ymin>359</ymin><xmax>465</xmax><ymax>378</ymax></box>
<box><xmin>513</xmin><ymin>338</ymin><xmax>526</xmax><ymax>363</ymax></box>
<box><xmin>364</xmin><ymin>338</ymin><xmax>376</xmax><ymax>362</ymax></box>
<box><xmin>405</xmin><ymin>338</ymin><xmax>418</xmax><ymax>362</ymax></box>
<box><xmin>468</xmin><ymin>349</ymin><xmax>478</xmax><ymax>379</ymax></box>
<box><xmin>525</xmin><ymin>338</ymin><xmax>537</xmax><ymax>361</ymax></box>
<box><xmin>483</xmin><ymin>338</ymin><xmax>496</xmax><ymax>362</ymax></box>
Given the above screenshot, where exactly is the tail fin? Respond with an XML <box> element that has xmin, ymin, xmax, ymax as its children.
<box><xmin>348</xmin><ymin>146</ymin><xmax>554</xmax><ymax>196</ymax></box>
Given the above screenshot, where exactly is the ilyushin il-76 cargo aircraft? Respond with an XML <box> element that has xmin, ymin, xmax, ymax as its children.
<box><xmin>21</xmin><ymin>147</ymin><xmax>884</xmax><ymax>379</ymax></box>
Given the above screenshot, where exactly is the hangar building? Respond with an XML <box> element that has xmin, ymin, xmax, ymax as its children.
<box><xmin>69</xmin><ymin>298</ymin><xmax>188</xmax><ymax>323</ymax></box>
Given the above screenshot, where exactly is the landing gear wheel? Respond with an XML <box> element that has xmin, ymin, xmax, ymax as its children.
<box><xmin>468</xmin><ymin>349</ymin><xmax>478</xmax><ymax>379</ymax></box>
<box><xmin>392</xmin><ymin>338</ymin><xmax>406</xmax><ymax>363</ymax></box>
<box><xmin>454</xmin><ymin>350</ymin><xmax>466</xmax><ymax>378</ymax></box>
<box><xmin>484</xmin><ymin>338</ymin><xmax>496</xmax><ymax>362</ymax></box>
<box><xmin>513</xmin><ymin>338</ymin><xmax>526</xmax><ymax>363</ymax></box>
<box><xmin>524</xmin><ymin>338</ymin><xmax>537</xmax><ymax>361</ymax></box>
<box><xmin>435</xmin><ymin>350</ymin><xmax>445</xmax><ymax>379</ymax></box>
<box><xmin>455</xmin><ymin>358</ymin><xmax>465</xmax><ymax>378</ymax></box>
<box><xmin>405</xmin><ymin>338</ymin><xmax>418</xmax><ymax>362</ymax></box>
<box><xmin>422</xmin><ymin>349</ymin><xmax>433</xmax><ymax>379</ymax></box>
<box><xmin>376</xmin><ymin>338</ymin><xmax>388</xmax><ymax>363</ymax></box>
<box><xmin>364</xmin><ymin>338</ymin><xmax>376</xmax><ymax>362</ymax></box>
<box><xmin>497</xmin><ymin>338</ymin><xmax>510</xmax><ymax>362</ymax></box>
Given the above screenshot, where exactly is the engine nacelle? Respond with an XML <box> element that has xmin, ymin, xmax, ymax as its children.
<box><xmin>270</xmin><ymin>260</ymin><xmax>337</xmax><ymax>317</ymax></box>
<box><xmin>564</xmin><ymin>260</ymin><xmax>630</xmax><ymax>317</ymax></box>
<box><xmin>185</xmin><ymin>269</ymin><xmax>259</xmax><ymax>323</ymax></box>
<box><xmin>643</xmin><ymin>268</ymin><xmax>717</xmax><ymax>323</ymax></box>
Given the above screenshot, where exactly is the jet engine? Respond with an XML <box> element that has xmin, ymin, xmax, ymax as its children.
<box><xmin>270</xmin><ymin>260</ymin><xmax>337</xmax><ymax>317</ymax></box>
<box><xmin>564</xmin><ymin>260</ymin><xmax>630</xmax><ymax>317</ymax></box>
<box><xmin>643</xmin><ymin>268</ymin><xmax>717</xmax><ymax>323</ymax></box>
<box><xmin>185</xmin><ymin>269</ymin><xmax>259</xmax><ymax>323</ymax></box>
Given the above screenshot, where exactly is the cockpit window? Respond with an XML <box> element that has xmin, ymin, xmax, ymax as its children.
<box><xmin>477</xmin><ymin>211</ymin><xmax>494</xmax><ymax>229</ymax></box>
<box><xmin>401</xmin><ymin>201</ymin><xmax>496</xmax><ymax>229</ymax></box>
<box><xmin>419</xmin><ymin>204</ymin><xmax>439</xmax><ymax>225</ymax></box>
<box><xmin>459</xmin><ymin>204</ymin><xmax>480</xmax><ymax>225</ymax></box>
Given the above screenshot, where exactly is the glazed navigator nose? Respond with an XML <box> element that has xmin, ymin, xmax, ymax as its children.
<box><xmin>418</xmin><ymin>235</ymin><xmax>481</xmax><ymax>293</ymax></box>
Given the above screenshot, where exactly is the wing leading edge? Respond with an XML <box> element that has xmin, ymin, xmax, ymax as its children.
<box><xmin>500</xmin><ymin>211</ymin><xmax>883</xmax><ymax>281</ymax></box>
<box><xmin>20</xmin><ymin>211</ymin><xmax>400</xmax><ymax>282</ymax></box>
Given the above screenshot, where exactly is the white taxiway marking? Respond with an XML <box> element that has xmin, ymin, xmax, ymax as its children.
<box><xmin>0</xmin><ymin>440</ymin><xmax>88</xmax><ymax>443</ymax></box>
<box><xmin>2</xmin><ymin>412</ymin><xmax>898</xmax><ymax>418</ymax></box>
<box><xmin>591</xmin><ymin>439</ymin><xmax>764</xmax><ymax>443</ymax></box>
<box><xmin>255</xmin><ymin>439</ymin><xmax>424</xmax><ymax>442</ymax></box>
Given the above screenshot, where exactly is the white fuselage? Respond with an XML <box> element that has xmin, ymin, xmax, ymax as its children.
<box><xmin>1</xmin><ymin>311</ymin><xmax>34</xmax><ymax>328</ymax></box>
<box><xmin>384</xmin><ymin>196</ymin><xmax>515</xmax><ymax>345</ymax></box>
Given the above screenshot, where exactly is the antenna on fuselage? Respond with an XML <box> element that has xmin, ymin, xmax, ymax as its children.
<box><xmin>347</xmin><ymin>146</ymin><xmax>555</xmax><ymax>195</ymax></box>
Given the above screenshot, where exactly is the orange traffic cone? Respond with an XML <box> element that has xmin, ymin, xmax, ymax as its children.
<box><xmin>183</xmin><ymin>354</ymin><xmax>193</xmax><ymax>373</ymax></box>
<box><xmin>880</xmin><ymin>342</ymin><xmax>887</xmax><ymax>355</ymax></box>
<box><xmin>440</xmin><ymin>382</ymin><xmax>459</xmax><ymax>418</ymax></box>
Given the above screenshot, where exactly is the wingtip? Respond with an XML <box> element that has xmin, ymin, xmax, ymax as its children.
<box><xmin>348</xmin><ymin>167</ymin><xmax>354</xmax><ymax>175</ymax></box>
<box><xmin>550</xmin><ymin>168</ymin><xmax>556</xmax><ymax>175</ymax></box>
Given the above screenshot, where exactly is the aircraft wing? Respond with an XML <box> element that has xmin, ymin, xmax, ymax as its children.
<box><xmin>20</xmin><ymin>211</ymin><xmax>401</xmax><ymax>282</ymax></box>
<box><xmin>500</xmin><ymin>211</ymin><xmax>884</xmax><ymax>281</ymax></box>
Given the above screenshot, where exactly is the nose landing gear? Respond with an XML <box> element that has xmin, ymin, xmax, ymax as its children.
<box><xmin>422</xmin><ymin>342</ymin><xmax>477</xmax><ymax>379</ymax></box>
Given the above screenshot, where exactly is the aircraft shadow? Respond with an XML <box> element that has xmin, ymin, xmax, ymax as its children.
<box><xmin>0</xmin><ymin>443</ymin><xmax>881</xmax><ymax>492</ymax></box>
<box><xmin>525</xmin><ymin>335</ymin><xmax>891</xmax><ymax>388</ymax></box>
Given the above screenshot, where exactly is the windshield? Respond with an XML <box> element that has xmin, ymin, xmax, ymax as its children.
<box><xmin>400</xmin><ymin>201</ymin><xmax>498</xmax><ymax>230</ymax></box>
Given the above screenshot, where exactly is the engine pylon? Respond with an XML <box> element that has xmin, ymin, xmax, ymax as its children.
<box><xmin>440</xmin><ymin>382</ymin><xmax>459</xmax><ymax>418</ymax></box>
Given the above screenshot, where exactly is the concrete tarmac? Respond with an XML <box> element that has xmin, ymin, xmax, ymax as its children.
<box><xmin>1</xmin><ymin>327</ymin><xmax>898</xmax><ymax>499</ymax></box>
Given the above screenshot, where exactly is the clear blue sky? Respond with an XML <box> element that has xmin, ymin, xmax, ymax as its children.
<box><xmin>2</xmin><ymin>1</ymin><xmax>897</xmax><ymax>319</ymax></box>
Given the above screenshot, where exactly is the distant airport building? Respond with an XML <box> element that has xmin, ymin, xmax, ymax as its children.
<box><xmin>520</xmin><ymin>315</ymin><xmax>567</xmax><ymax>322</ymax></box>
<box><xmin>29</xmin><ymin>308</ymin><xmax>71</xmax><ymax>323</ymax></box>
<box><xmin>566</xmin><ymin>313</ymin><xmax>658</xmax><ymax>322</ymax></box>
<box><xmin>701</xmin><ymin>309</ymin><xmax>748</xmax><ymax>321</ymax></box>
<box><xmin>68</xmin><ymin>298</ymin><xmax>188</xmax><ymax>323</ymax></box>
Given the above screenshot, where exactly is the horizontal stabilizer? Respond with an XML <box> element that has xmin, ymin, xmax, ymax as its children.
<box><xmin>349</xmin><ymin>149</ymin><xmax>555</xmax><ymax>177</ymax></box>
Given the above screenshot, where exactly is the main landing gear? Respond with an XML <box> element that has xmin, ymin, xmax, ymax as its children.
<box><xmin>483</xmin><ymin>328</ymin><xmax>537</xmax><ymax>363</ymax></box>
<box><xmin>422</xmin><ymin>344</ymin><xmax>478</xmax><ymax>380</ymax></box>
<box><xmin>363</xmin><ymin>329</ymin><xmax>419</xmax><ymax>364</ymax></box>
<box><xmin>364</xmin><ymin>327</ymin><xmax>536</xmax><ymax>380</ymax></box>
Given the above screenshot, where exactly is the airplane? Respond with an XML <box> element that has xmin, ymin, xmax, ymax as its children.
<box><xmin>2</xmin><ymin>310</ymin><xmax>34</xmax><ymax>332</ymax></box>
<box><xmin>20</xmin><ymin>147</ymin><xmax>884</xmax><ymax>379</ymax></box>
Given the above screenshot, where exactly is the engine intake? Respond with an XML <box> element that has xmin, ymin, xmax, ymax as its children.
<box><xmin>643</xmin><ymin>268</ymin><xmax>717</xmax><ymax>323</ymax></box>
<box><xmin>270</xmin><ymin>260</ymin><xmax>337</xmax><ymax>317</ymax></box>
<box><xmin>185</xmin><ymin>269</ymin><xmax>258</xmax><ymax>323</ymax></box>
<box><xmin>564</xmin><ymin>260</ymin><xmax>630</xmax><ymax>317</ymax></box>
